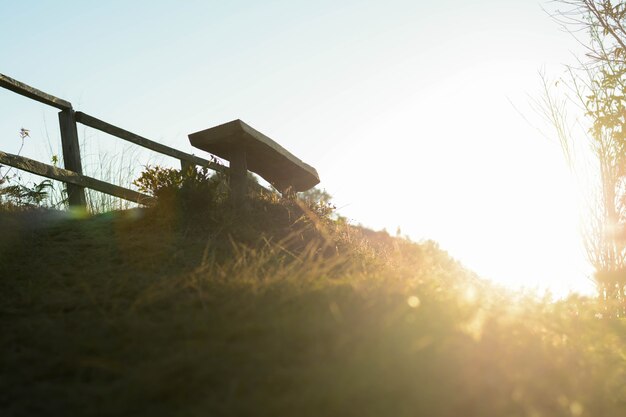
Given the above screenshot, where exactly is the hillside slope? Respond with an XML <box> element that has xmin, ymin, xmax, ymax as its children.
<box><xmin>1</xmin><ymin>200</ymin><xmax>625</xmax><ymax>417</ymax></box>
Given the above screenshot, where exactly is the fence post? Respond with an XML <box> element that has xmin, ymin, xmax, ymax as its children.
<box><xmin>180</xmin><ymin>159</ymin><xmax>193</xmax><ymax>174</ymax></box>
<box><xmin>58</xmin><ymin>109</ymin><xmax>86</xmax><ymax>208</ymax></box>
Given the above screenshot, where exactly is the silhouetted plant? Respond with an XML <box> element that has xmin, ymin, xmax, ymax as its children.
<box><xmin>542</xmin><ymin>1</ymin><xmax>626</xmax><ymax>313</ymax></box>
<box><xmin>0</xmin><ymin>180</ymin><xmax>54</xmax><ymax>209</ymax></box>
<box><xmin>134</xmin><ymin>164</ymin><xmax>228</xmax><ymax>214</ymax></box>
<box><xmin>0</xmin><ymin>128</ymin><xmax>57</xmax><ymax>211</ymax></box>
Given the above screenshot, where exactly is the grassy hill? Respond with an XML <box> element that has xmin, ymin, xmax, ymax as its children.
<box><xmin>1</xmin><ymin>186</ymin><xmax>625</xmax><ymax>416</ymax></box>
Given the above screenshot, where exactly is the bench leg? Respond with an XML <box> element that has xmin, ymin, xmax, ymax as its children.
<box><xmin>280</xmin><ymin>186</ymin><xmax>296</xmax><ymax>200</ymax></box>
<box><xmin>230</xmin><ymin>147</ymin><xmax>247</xmax><ymax>206</ymax></box>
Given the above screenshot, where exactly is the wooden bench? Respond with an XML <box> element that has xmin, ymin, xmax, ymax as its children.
<box><xmin>188</xmin><ymin>120</ymin><xmax>320</xmax><ymax>203</ymax></box>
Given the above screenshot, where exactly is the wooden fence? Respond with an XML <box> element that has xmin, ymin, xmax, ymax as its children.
<box><xmin>0</xmin><ymin>73</ymin><xmax>228</xmax><ymax>209</ymax></box>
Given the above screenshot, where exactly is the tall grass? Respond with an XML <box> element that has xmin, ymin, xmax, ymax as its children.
<box><xmin>81</xmin><ymin>144</ymin><xmax>142</xmax><ymax>213</ymax></box>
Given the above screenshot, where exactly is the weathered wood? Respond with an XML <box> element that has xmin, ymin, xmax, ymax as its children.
<box><xmin>0</xmin><ymin>73</ymin><xmax>72</xmax><ymax>110</ymax></box>
<box><xmin>1</xmin><ymin>73</ymin><xmax>276</xmax><ymax>207</ymax></box>
<box><xmin>58</xmin><ymin>109</ymin><xmax>86</xmax><ymax>208</ymax></box>
<box><xmin>188</xmin><ymin>119</ymin><xmax>320</xmax><ymax>193</ymax></box>
<box><xmin>0</xmin><ymin>151</ymin><xmax>154</xmax><ymax>205</ymax></box>
<box><xmin>229</xmin><ymin>147</ymin><xmax>248</xmax><ymax>205</ymax></box>
<box><xmin>75</xmin><ymin>112</ymin><xmax>225</xmax><ymax>173</ymax></box>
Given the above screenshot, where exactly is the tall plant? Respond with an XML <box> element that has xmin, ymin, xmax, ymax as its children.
<box><xmin>543</xmin><ymin>0</ymin><xmax>626</xmax><ymax>312</ymax></box>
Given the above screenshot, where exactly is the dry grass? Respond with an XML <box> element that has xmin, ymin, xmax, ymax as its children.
<box><xmin>0</xmin><ymin>202</ymin><xmax>625</xmax><ymax>416</ymax></box>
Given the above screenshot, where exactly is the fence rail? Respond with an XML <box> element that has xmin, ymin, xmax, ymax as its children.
<box><xmin>74</xmin><ymin>112</ymin><xmax>225</xmax><ymax>173</ymax></box>
<box><xmin>0</xmin><ymin>73</ymin><xmax>229</xmax><ymax>209</ymax></box>
<box><xmin>0</xmin><ymin>151</ymin><xmax>154</xmax><ymax>205</ymax></box>
<box><xmin>0</xmin><ymin>74</ymin><xmax>72</xmax><ymax>110</ymax></box>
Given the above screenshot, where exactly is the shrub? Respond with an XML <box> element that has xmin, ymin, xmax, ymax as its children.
<box><xmin>134</xmin><ymin>165</ymin><xmax>228</xmax><ymax>213</ymax></box>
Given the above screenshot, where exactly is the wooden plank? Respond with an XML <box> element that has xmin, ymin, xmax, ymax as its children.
<box><xmin>58</xmin><ymin>110</ymin><xmax>86</xmax><ymax>207</ymax></box>
<box><xmin>188</xmin><ymin>119</ymin><xmax>320</xmax><ymax>193</ymax></box>
<box><xmin>0</xmin><ymin>151</ymin><xmax>155</xmax><ymax>205</ymax></box>
<box><xmin>75</xmin><ymin>111</ymin><xmax>226</xmax><ymax>173</ymax></box>
<box><xmin>0</xmin><ymin>73</ymin><xmax>72</xmax><ymax>110</ymax></box>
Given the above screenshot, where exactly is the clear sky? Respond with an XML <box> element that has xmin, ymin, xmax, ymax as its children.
<box><xmin>0</xmin><ymin>0</ymin><xmax>596</xmax><ymax>296</ymax></box>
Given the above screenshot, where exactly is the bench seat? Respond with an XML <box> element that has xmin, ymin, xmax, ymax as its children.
<box><xmin>188</xmin><ymin>119</ymin><xmax>320</xmax><ymax>193</ymax></box>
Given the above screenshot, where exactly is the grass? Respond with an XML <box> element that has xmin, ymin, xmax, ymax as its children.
<box><xmin>1</xmin><ymin>191</ymin><xmax>626</xmax><ymax>416</ymax></box>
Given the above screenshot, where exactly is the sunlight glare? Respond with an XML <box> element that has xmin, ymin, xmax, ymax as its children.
<box><xmin>331</xmin><ymin>60</ymin><xmax>596</xmax><ymax>298</ymax></box>
<box><xmin>407</xmin><ymin>295</ymin><xmax>421</xmax><ymax>308</ymax></box>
